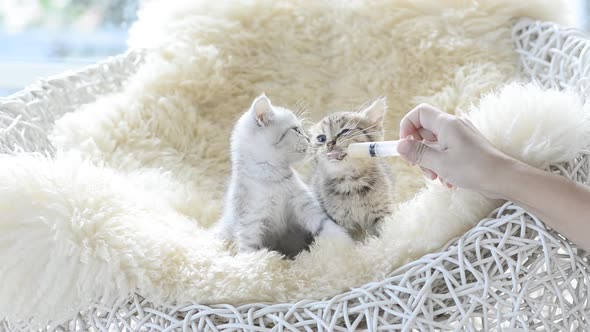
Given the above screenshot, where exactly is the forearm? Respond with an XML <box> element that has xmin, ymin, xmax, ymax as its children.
<box><xmin>493</xmin><ymin>159</ymin><xmax>590</xmax><ymax>251</ymax></box>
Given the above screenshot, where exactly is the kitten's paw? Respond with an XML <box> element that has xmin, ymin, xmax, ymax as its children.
<box><xmin>237</xmin><ymin>242</ymin><xmax>263</xmax><ymax>253</ymax></box>
<box><xmin>318</xmin><ymin>222</ymin><xmax>354</xmax><ymax>245</ymax></box>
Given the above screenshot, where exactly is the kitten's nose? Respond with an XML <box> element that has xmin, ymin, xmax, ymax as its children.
<box><xmin>327</xmin><ymin>140</ymin><xmax>336</xmax><ymax>150</ymax></box>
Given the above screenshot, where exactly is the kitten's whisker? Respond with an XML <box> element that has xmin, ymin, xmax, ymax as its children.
<box><xmin>337</xmin><ymin>123</ymin><xmax>382</xmax><ymax>142</ymax></box>
<box><xmin>362</xmin><ymin>122</ymin><xmax>380</xmax><ymax>131</ymax></box>
<box><xmin>296</xmin><ymin>107</ymin><xmax>307</xmax><ymax>118</ymax></box>
<box><xmin>336</xmin><ymin>103</ymin><xmax>367</xmax><ymax>133</ymax></box>
<box><xmin>341</xmin><ymin>114</ymin><xmax>363</xmax><ymax>132</ymax></box>
<box><xmin>348</xmin><ymin>114</ymin><xmax>368</xmax><ymax>131</ymax></box>
<box><xmin>350</xmin><ymin>129</ymin><xmax>385</xmax><ymax>138</ymax></box>
<box><xmin>294</xmin><ymin>97</ymin><xmax>304</xmax><ymax>109</ymax></box>
<box><xmin>340</xmin><ymin>124</ymin><xmax>383</xmax><ymax>142</ymax></box>
<box><xmin>295</xmin><ymin>98</ymin><xmax>311</xmax><ymax>119</ymax></box>
<box><xmin>337</xmin><ymin>134</ymin><xmax>362</xmax><ymax>144</ymax></box>
<box><xmin>299</xmin><ymin>99</ymin><xmax>311</xmax><ymax>111</ymax></box>
<box><xmin>355</xmin><ymin>121</ymin><xmax>380</xmax><ymax>133</ymax></box>
<box><xmin>299</xmin><ymin>114</ymin><xmax>311</xmax><ymax>122</ymax></box>
<box><xmin>338</xmin><ymin>130</ymin><xmax>385</xmax><ymax>145</ymax></box>
<box><xmin>295</xmin><ymin>97</ymin><xmax>309</xmax><ymax>109</ymax></box>
<box><xmin>299</xmin><ymin>110</ymin><xmax>311</xmax><ymax>120</ymax></box>
<box><xmin>355</xmin><ymin>99</ymin><xmax>374</xmax><ymax>114</ymax></box>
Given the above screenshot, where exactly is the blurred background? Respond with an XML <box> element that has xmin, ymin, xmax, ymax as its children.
<box><xmin>0</xmin><ymin>0</ymin><xmax>139</xmax><ymax>96</ymax></box>
<box><xmin>0</xmin><ymin>0</ymin><xmax>589</xmax><ymax>97</ymax></box>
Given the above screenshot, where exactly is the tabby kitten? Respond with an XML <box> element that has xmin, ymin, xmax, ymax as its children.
<box><xmin>310</xmin><ymin>98</ymin><xmax>394</xmax><ymax>241</ymax></box>
<box><xmin>215</xmin><ymin>94</ymin><xmax>351</xmax><ymax>258</ymax></box>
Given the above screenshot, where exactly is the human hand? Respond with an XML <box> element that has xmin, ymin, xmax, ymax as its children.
<box><xmin>397</xmin><ymin>104</ymin><xmax>516</xmax><ymax>195</ymax></box>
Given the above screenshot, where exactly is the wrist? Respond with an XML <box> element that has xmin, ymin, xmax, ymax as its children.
<box><xmin>482</xmin><ymin>155</ymin><xmax>529</xmax><ymax>200</ymax></box>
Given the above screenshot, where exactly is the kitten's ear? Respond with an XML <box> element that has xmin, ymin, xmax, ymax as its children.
<box><xmin>362</xmin><ymin>97</ymin><xmax>387</xmax><ymax>126</ymax></box>
<box><xmin>251</xmin><ymin>94</ymin><xmax>274</xmax><ymax>127</ymax></box>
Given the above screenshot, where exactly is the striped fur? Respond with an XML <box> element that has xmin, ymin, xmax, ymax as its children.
<box><xmin>310</xmin><ymin>99</ymin><xmax>395</xmax><ymax>241</ymax></box>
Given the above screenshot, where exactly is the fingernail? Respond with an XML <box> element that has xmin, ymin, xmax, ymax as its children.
<box><xmin>397</xmin><ymin>139</ymin><xmax>411</xmax><ymax>155</ymax></box>
<box><xmin>408</xmin><ymin>135</ymin><xmax>415</xmax><ymax>141</ymax></box>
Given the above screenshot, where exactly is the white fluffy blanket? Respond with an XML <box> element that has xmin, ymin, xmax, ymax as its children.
<box><xmin>0</xmin><ymin>0</ymin><xmax>585</xmax><ymax>326</ymax></box>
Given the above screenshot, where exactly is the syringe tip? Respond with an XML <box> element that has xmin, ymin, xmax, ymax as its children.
<box><xmin>347</xmin><ymin>142</ymin><xmax>374</xmax><ymax>158</ymax></box>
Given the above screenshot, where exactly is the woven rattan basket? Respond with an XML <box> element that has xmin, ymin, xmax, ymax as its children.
<box><xmin>1</xmin><ymin>18</ymin><xmax>590</xmax><ymax>331</ymax></box>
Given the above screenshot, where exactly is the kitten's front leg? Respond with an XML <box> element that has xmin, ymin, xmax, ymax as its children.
<box><xmin>292</xmin><ymin>190</ymin><xmax>352</xmax><ymax>242</ymax></box>
<box><xmin>315</xmin><ymin>217</ymin><xmax>352</xmax><ymax>240</ymax></box>
<box><xmin>235</xmin><ymin>218</ymin><xmax>267</xmax><ymax>253</ymax></box>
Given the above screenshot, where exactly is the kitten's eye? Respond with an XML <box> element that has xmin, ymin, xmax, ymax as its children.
<box><xmin>317</xmin><ymin>134</ymin><xmax>327</xmax><ymax>143</ymax></box>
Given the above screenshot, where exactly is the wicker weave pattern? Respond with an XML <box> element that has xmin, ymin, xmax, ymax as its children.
<box><xmin>0</xmin><ymin>50</ymin><xmax>144</xmax><ymax>155</ymax></box>
<box><xmin>514</xmin><ymin>19</ymin><xmax>590</xmax><ymax>96</ymax></box>
<box><xmin>3</xmin><ymin>154</ymin><xmax>589</xmax><ymax>332</ymax></box>
<box><xmin>2</xmin><ymin>19</ymin><xmax>590</xmax><ymax>331</ymax></box>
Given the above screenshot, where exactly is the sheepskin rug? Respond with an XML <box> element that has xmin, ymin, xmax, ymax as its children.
<box><xmin>0</xmin><ymin>0</ymin><xmax>584</xmax><ymax>326</ymax></box>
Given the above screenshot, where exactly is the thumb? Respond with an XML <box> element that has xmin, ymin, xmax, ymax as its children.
<box><xmin>397</xmin><ymin>139</ymin><xmax>441</xmax><ymax>171</ymax></box>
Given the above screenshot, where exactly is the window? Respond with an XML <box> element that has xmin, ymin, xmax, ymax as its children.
<box><xmin>0</xmin><ymin>0</ymin><xmax>139</xmax><ymax>96</ymax></box>
<box><xmin>1</xmin><ymin>0</ymin><xmax>589</xmax><ymax>97</ymax></box>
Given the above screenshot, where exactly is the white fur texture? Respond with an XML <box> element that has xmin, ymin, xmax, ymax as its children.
<box><xmin>215</xmin><ymin>95</ymin><xmax>351</xmax><ymax>257</ymax></box>
<box><xmin>467</xmin><ymin>85</ymin><xmax>590</xmax><ymax>169</ymax></box>
<box><xmin>0</xmin><ymin>0</ymin><xmax>583</xmax><ymax>326</ymax></box>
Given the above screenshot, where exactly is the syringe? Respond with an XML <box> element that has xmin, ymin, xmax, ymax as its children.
<box><xmin>347</xmin><ymin>140</ymin><xmax>401</xmax><ymax>158</ymax></box>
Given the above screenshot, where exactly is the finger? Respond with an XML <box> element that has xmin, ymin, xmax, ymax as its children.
<box><xmin>399</xmin><ymin>103</ymin><xmax>449</xmax><ymax>139</ymax></box>
<box><xmin>404</xmin><ymin>128</ymin><xmax>423</xmax><ymax>142</ymax></box>
<box><xmin>420</xmin><ymin>166</ymin><xmax>438</xmax><ymax>180</ymax></box>
<box><xmin>407</xmin><ymin>133</ymin><xmax>422</xmax><ymax>142</ymax></box>
<box><xmin>418</xmin><ymin>127</ymin><xmax>437</xmax><ymax>142</ymax></box>
<box><xmin>441</xmin><ymin>178</ymin><xmax>453</xmax><ymax>188</ymax></box>
<box><xmin>438</xmin><ymin>177</ymin><xmax>454</xmax><ymax>188</ymax></box>
<box><xmin>397</xmin><ymin>138</ymin><xmax>441</xmax><ymax>171</ymax></box>
<box><xmin>459</xmin><ymin>115</ymin><xmax>480</xmax><ymax>132</ymax></box>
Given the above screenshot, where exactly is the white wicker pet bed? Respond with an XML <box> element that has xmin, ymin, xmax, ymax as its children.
<box><xmin>1</xmin><ymin>18</ymin><xmax>590</xmax><ymax>331</ymax></box>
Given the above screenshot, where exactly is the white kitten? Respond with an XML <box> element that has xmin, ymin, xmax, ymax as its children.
<box><xmin>215</xmin><ymin>94</ymin><xmax>351</xmax><ymax>258</ymax></box>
